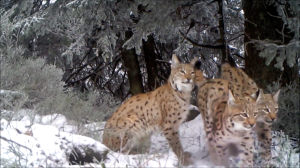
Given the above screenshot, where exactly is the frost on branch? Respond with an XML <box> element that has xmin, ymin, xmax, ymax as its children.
<box><xmin>257</xmin><ymin>41</ymin><xmax>300</xmax><ymax>70</ymax></box>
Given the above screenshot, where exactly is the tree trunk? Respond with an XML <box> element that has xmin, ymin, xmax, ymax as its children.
<box><xmin>143</xmin><ymin>35</ymin><xmax>159</xmax><ymax>91</ymax></box>
<box><xmin>243</xmin><ymin>0</ymin><xmax>298</xmax><ymax>89</ymax></box>
<box><xmin>218</xmin><ymin>0</ymin><xmax>236</xmax><ymax>72</ymax></box>
<box><xmin>121</xmin><ymin>31</ymin><xmax>144</xmax><ymax>95</ymax></box>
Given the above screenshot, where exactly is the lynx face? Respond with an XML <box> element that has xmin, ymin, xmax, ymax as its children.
<box><xmin>256</xmin><ymin>89</ymin><xmax>280</xmax><ymax>123</ymax></box>
<box><xmin>170</xmin><ymin>56</ymin><xmax>196</xmax><ymax>92</ymax></box>
<box><xmin>228</xmin><ymin>91</ymin><xmax>258</xmax><ymax>130</ymax></box>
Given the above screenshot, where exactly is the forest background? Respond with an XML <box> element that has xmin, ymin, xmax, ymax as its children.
<box><xmin>0</xmin><ymin>0</ymin><xmax>299</xmax><ymax>164</ymax></box>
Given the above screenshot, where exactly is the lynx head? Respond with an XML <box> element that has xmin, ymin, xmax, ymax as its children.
<box><xmin>190</xmin><ymin>57</ymin><xmax>206</xmax><ymax>87</ymax></box>
<box><xmin>256</xmin><ymin>89</ymin><xmax>280</xmax><ymax>123</ymax></box>
<box><xmin>227</xmin><ymin>90</ymin><xmax>259</xmax><ymax>130</ymax></box>
<box><xmin>169</xmin><ymin>54</ymin><xmax>196</xmax><ymax>92</ymax></box>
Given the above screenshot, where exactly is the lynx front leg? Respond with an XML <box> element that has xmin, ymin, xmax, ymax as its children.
<box><xmin>208</xmin><ymin>143</ymin><xmax>219</xmax><ymax>165</ymax></box>
<box><xmin>255</xmin><ymin>122</ymin><xmax>272</xmax><ymax>166</ymax></box>
<box><xmin>214</xmin><ymin>145</ymin><xmax>231</xmax><ymax>167</ymax></box>
<box><xmin>163</xmin><ymin>126</ymin><xmax>192</xmax><ymax>166</ymax></box>
<box><xmin>236</xmin><ymin>140</ymin><xmax>254</xmax><ymax>167</ymax></box>
<box><xmin>121</xmin><ymin>138</ymin><xmax>135</xmax><ymax>154</ymax></box>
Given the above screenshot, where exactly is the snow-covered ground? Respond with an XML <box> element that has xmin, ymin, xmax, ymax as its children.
<box><xmin>1</xmin><ymin>109</ymin><xmax>299</xmax><ymax>167</ymax></box>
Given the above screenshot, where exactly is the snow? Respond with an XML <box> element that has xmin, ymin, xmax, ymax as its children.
<box><xmin>1</xmin><ymin>111</ymin><xmax>299</xmax><ymax>167</ymax></box>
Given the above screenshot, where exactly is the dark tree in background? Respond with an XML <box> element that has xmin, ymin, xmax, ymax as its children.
<box><xmin>244</xmin><ymin>0</ymin><xmax>299</xmax><ymax>89</ymax></box>
<box><xmin>121</xmin><ymin>31</ymin><xmax>144</xmax><ymax>95</ymax></box>
<box><xmin>143</xmin><ymin>35</ymin><xmax>160</xmax><ymax>91</ymax></box>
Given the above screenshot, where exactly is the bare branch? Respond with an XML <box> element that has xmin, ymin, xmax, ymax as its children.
<box><xmin>179</xmin><ymin>30</ymin><xmax>225</xmax><ymax>49</ymax></box>
<box><xmin>155</xmin><ymin>59</ymin><xmax>170</xmax><ymax>64</ymax></box>
<box><xmin>276</xmin><ymin>29</ymin><xmax>292</xmax><ymax>38</ymax></box>
<box><xmin>0</xmin><ymin>135</ymin><xmax>32</xmax><ymax>153</ymax></box>
<box><xmin>227</xmin><ymin>33</ymin><xmax>244</xmax><ymax>42</ymax></box>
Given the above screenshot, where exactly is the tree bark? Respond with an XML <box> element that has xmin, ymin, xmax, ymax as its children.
<box><xmin>217</xmin><ymin>0</ymin><xmax>236</xmax><ymax>71</ymax></box>
<box><xmin>243</xmin><ymin>0</ymin><xmax>298</xmax><ymax>89</ymax></box>
<box><xmin>143</xmin><ymin>35</ymin><xmax>159</xmax><ymax>91</ymax></box>
<box><xmin>121</xmin><ymin>31</ymin><xmax>144</xmax><ymax>95</ymax></box>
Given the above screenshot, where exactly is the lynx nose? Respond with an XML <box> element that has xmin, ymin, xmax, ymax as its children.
<box><xmin>248</xmin><ymin>118</ymin><xmax>256</xmax><ymax>127</ymax></box>
<box><xmin>186</xmin><ymin>78</ymin><xmax>192</xmax><ymax>83</ymax></box>
<box><xmin>269</xmin><ymin>113</ymin><xmax>276</xmax><ymax>121</ymax></box>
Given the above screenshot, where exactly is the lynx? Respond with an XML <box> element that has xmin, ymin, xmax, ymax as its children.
<box><xmin>220</xmin><ymin>63</ymin><xmax>281</xmax><ymax>165</ymax></box>
<box><xmin>195</xmin><ymin>69</ymin><xmax>207</xmax><ymax>88</ymax></box>
<box><xmin>196</xmin><ymin>78</ymin><xmax>260</xmax><ymax>167</ymax></box>
<box><xmin>102</xmin><ymin>54</ymin><xmax>196</xmax><ymax>165</ymax></box>
<box><xmin>221</xmin><ymin>63</ymin><xmax>258</xmax><ymax>96</ymax></box>
<box><xmin>254</xmin><ymin>89</ymin><xmax>280</xmax><ymax>165</ymax></box>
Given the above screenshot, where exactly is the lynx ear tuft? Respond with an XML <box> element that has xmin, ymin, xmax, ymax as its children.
<box><xmin>171</xmin><ymin>54</ymin><xmax>180</xmax><ymax>69</ymax></box>
<box><xmin>227</xmin><ymin>90</ymin><xmax>236</xmax><ymax>106</ymax></box>
<box><xmin>273</xmin><ymin>89</ymin><xmax>280</xmax><ymax>102</ymax></box>
<box><xmin>256</xmin><ymin>89</ymin><xmax>265</xmax><ymax>102</ymax></box>
<box><xmin>250</xmin><ymin>90</ymin><xmax>259</xmax><ymax>99</ymax></box>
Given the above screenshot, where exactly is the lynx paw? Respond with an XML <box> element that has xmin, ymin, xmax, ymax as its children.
<box><xmin>181</xmin><ymin>151</ymin><xmax>193</xmax><ymax>166</ymax></box>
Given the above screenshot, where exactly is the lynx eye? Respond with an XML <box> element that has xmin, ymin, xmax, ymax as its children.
<box><xmin>180</xmin><ymin>70</ymin><xmax>185</xmax><ymax>74</ymax></box>
<box><xmin>254</xmin><ymin>112</ymin><xmax>258</xmax><ymax>117</ymax></box>
<box><xmin>240</xmin><ymin>113</ymin><xmax>248</xmax><ymax>118</ymax></box>
<box><xmin>263</xmin><ymin>108</ymin><xmax>270</xmax><ymax>113</ymax></box>
<box><xmin>191</xmin><ymin>71</ymin><xmax>195</xmax><ymax>75</ymax></box>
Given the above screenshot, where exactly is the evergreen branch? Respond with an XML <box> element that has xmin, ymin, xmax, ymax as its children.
<box><xmin>179</xmin><ymin>30</ymin><xmax>225</xmax><ymax>49</ymax></box>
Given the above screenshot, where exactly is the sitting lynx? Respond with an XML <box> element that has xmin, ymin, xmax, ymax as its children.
<box><xmin>196</xmin><ymin>78</ymin><xmax>260</xmax><ymax>167</ymax></box>
<box><xmin>102</xmin><ymin>54</ymin><xmax>196</xmax><ymax>165</ymax></box>
<box><xmin>220</xmin><ymin>63</ymin><xmax>280</xmax><ymax>165</ymax></box>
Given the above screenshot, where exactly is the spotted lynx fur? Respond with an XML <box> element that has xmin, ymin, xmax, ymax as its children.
<box><xmin>221</xmin><ymin>63</ymin><xmax>258</xmax><ymax>96</ymax></box>
<box><xmin>221</xmin><ymin>63</ymin><xmax>280</xmax><ymax>165</ymax></box>
<box><xmin>254</xmin><ymin>89</ymin><xmax>280</xmax><ymax>165</ymax></box>
<box><xmin>196</xmin><ymin>78</ymin><xmax>259</xmax><ymax>167</ymax></box>
<box><xmin>102</xmin><ymin>54</ymin><xmax>196</xmax><ymax>165</ymax></box>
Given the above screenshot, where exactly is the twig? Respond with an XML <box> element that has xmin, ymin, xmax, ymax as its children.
<box><xmin>227</xmin><ymin>33</ymin><xmax>244</xmax><ymax>42</ymax></box>
<box><xmin>276</xmin><ymin>29</ymin><xmax>292</xmax><ymax>38</ymax></box>
<box><xmin>102</xmin><ymin>67</ymin><xmax>123</xmax><ymax>86</ymax></box>
<box><xmin>65</xmin><ymin>55</ymin><xmax>98</xmax><ymax>83</ymax></box>
<box><xmin>232</xmin><ymin>53</ymin><xmax>245</xmax><ymax>60</ymax></box>
<box><xmin>0</xmin><ymin>135</ymin><xmax>32</xmax><ymax>153</ymax></box>
<box><xmin>179</xmin><ymin>30</ymin><xmax>225</xmax><ymax>49</ymax></box>
<box><xmin>245</xmin><ymin>18</ymin><xmax>257</xmax><ymax>27</ymax></box>
<box><xmin>267</xmin><ymin>12</ymin><xmax>282</xmax><ymax>19</ymax></box>
<box><xmin>155</xmin><ymin>59</ymin><xmax>170</xmax><ymax>64</ymax></box>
